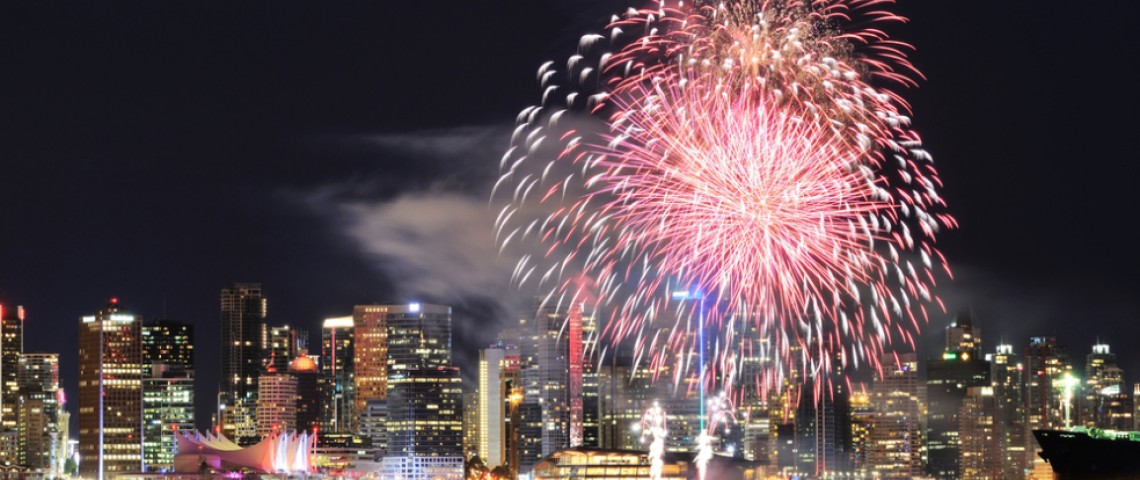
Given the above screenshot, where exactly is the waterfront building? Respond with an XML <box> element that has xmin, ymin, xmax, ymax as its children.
<box><xmin>78</xmin><ymin>298</ymin><xmax>144</xmax><ymax>480</ymax></box>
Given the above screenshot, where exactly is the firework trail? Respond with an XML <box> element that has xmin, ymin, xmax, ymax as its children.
<box><xmin>695</xmin><ymin>392</ymin><xmax>737</xmax><ymax>480</ymax></box>
<box><xmin>494</xmin><ymin>0</ymin><xmax>953</xmax><ymax>399</ymax></box>
<box><xmin>639</xmin><ymin>402</ymin><xmax>668</xmax><ymax>480</ymax></box>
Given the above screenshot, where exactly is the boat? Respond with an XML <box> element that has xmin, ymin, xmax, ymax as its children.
<box><xmin>1034</xmin><ymin>427</ymin><xmax>1140</xmax><ymax>479</ymax></box>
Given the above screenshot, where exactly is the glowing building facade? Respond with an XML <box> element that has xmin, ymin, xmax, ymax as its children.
<box><xmin>262</xmin><ymin>324</ymin><xmax>307</xmax><ymax>374</ymax></box>
<box><xmin>478</xmin><ymin>344</ymin><xmax>507</xmax><ymax>468</ymax></box>
<box><xmin>1081</xmin><ymin>342</ymin><xmax>1129</xmax><ymax>430</ymax></box>
<box><xmin>381</xmin><ymin>303</ymin><xmax>463</xmax><ymax>480</ymax></box>
<box><xmin>989</xmin><ymin>344</ymin><xmax>1027</xmax><ymax>480</ymax></box>
<box><xmin>382</xmin><ymin>367</ymin><xmax>464</xmax><ymax>480</ymax></box>
<box><xmin>219</xmin><ymin>283</ymin><xmax>266</xmax><ymax>443</ymax></box>
<box><xmin>141</xmin><ymin>319</ymin><xmax>195</xmax><ymax>473</ymax></box>
<box><xmin>78</xmin><ymin>299</ymin><xmax>144</xmax><ymax>480</ymax></box>
<box><xmin>17</xmin><ymin>352</ymin><xmax>59</xmax><ymax>470</ymax></box>
<box><xmin>352</xmin><ymin>305</ymin><xmax>388</xmax><ymax>425</ymax></box>
<box><xmin>256</xmin><ymin>371</ymin><xmax>298</xmax><ymax>437</ymax></box>
<box><xmin>518</xmin><ymin>300</ymin><xmax>585</xmax><ymax>467</ymax></box>
<box><xmin>142</xmin><ymin>364</ymin><xmax>194</xmax><ymax>472</ymax></box>
<box><xmin>1024</xmin><ymin>336</ymin><xmax>1072</xmax><ymax>472</ymax></box>
<box><xmin>867</xmin><ymin>353</ymin><xmax>924</xmax><ymax>479</ymax></box>
<box><xmin>320</xmin><ymin>316</ymin><xmax>354</xmax><ymax>432</ymax></box>
<box><xmin>0</xmin><ymin>304</ymin><xmax>23</xmax><ymax>464</ymax></box>
<box><xmin>959</xmin><ymin>387</ymin><xmax>1001</xmax><ymax>480</ymax></box>
<box><xmin>142</xmin><ymin>319</ymin><xmax>193</xmax><ymax>368</ymax></box>
<box><xmin>290</xmin><ymin>353</ymin><xmax>320</xmax><ymax>433</ymax></box>
<box><xmin>925</xmin><ymin>314</ymin><xmax>991</xmax><ymax>479</ymax></box>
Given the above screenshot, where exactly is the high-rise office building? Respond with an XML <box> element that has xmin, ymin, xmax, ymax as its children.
<box><xmin>1025</xmin><ymin>336</ymin><xmax>1072</xmax><ymax>469</ymax></box>
<box><xmin>78</xmin><ymin>299</ymin><xmax>144</xmax><ymax>480</ymax></box>
<box><xmin>867</xmin><ymin>352</ymin><xmax>924</xmax><ymax>479</ymax></box>
<box><xmin>256</xmin><ymin>370</ymin><xmax>298</xmax><ymax>437</ymax></box>
<box><xmin>262</xmin><ymin>324</ymin><xmax>306</xmax><ymax>374</ymax></box>
<box><xmin>1101</xmin><ymin>389</ymin><xmax>1134</xmax><ymax>431</ymax></box>
<box><xmin>386</xmin><ymin>303</ymin><xmax>452</xmax><ymax>372</ymax></box>
<box><xmin>463</xmin><ymin>389</ymin><xmax>479</xmax><ymax>461</ymax></box>
<box><xmin>796</xmin><ymin>376</ymin><xmax>853</xmax><ymax>475</ymax></box>
<box><xmin>478</xmin><ymin>343</ymin><xmax>508</xmax><ymax>468</ymax></box>
<box><xmin>219</xmin><ymin>283</ymin><xmax>266</xmax><ymax>443</ymax></box>
<box><xmin>142</xmin><ymin>319</ymin><xmax>193</xmax><ymax>368</ymax></box>
<box><xmin>500</xmin><ymin>353</ymin><xmax>522</xmax><ymax>477</ymax></box>
<box><xmin>580</xmin><ymin>311</ymin><xmax>601</xmax><ymax>448</ymax></box>
<box><xmin>946</xmin><ymin>312</ymin><xmax>982</xmax><ymax>359</ymax></box>
<box><xmin>925</xmin><ymin>314</ymin><xmax>991</xmax><ymax>479</ymax></box>
<box><xmin>382</xmin><ymin>366</ymin><xmax>464</xmax><ymax>480</ymax></box>
<box><xmin>141</xmin><ymin>318</ymin><xmax>195</xmax><ymax>472</ymax></box>
<box><xmin>360</xmin><ymin>399</ymin><xmax>388</xmax><ymax>454</ymax></box>
<box><xmin>381</xmin><ymin>303</ymin><xmax>463</xmax><ymax>480</ymax></box>
<box><xmin>518</xmin><ymin>300</ymin><xmax>584</xmax><ymax>463</ymax></box>
<box><xmin>1081</xmin><ymin>342</ymin><xmax>1126</xmax><ymax>429</ymax></box>
<box><xmin>17</xmin><ymin>352</ymin><xmax>59</xmax><ymax>470</ymax></box>
<box><xmin>320</xmin><ymin>316</ymin><xmax>354</xmax><ymax>432</ymax></box>
<box><xmin>142</xmin><ymin>364</ymin><xmax>194</xmax><ymax>472</ymax></box>
<box><xmin>959</xmin><ymin>387</ymin><xmax>1001</xmax><ymax>480</ymax></box>
<box><xmin>290</xmin><ymin>352</ymin><xmax>320</xmax><ymax>433</ymax></box>
<box><xmin>849</xmin><ymin>387</ymin><xmax>874</xmax><ymax>472</ymax></box>
<box><xmin>353</xmin><ymin>305</ymin><xmax>389</xmax><ymax>425</ymax></box>
<box><xmin>0</xmin><ymin>304</ymin><xmax>23</xmax><ymax>464</ymax></box>
<box><xmin>989</xmin><ymin>344</ymin><xmax>1027</xmax><ymax>480</ymax></box>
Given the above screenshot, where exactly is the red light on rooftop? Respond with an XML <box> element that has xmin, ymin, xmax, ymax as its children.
<box><xmin>110</xmin><ymin>297</ymin><xmax>119</xmax><ymax>304</ymax></box>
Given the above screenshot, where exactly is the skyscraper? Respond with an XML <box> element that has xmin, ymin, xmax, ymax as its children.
<box><xmin>142</xmin><ymin>364</ymin><xmax>194</xmax><ymax>472</ymax></box>
<box><xmin>386</xmin><ymin>303</ymin><xmax>452</xmax><ymax>372</ymax></box>
<box><xmin>796</xmin><ymin>375</ymin><xmax>853</xmax><ymax>475</ymax></box>
<box><xmin>1025</xmin><ymin>337</ymin><xmax>1072</xmax><ymax>427</ymax></box>
<box><xmin>382</xmin><ymin>366</ymin><xmax>463</xmax><ymax>480</ymax></box>
<box><xmin>959</xmin><ymin>387</ymin><xmax>1001</xmax><ymax>480</ymax></box>
<box><xmin>925</xmin><ymin>314</ymin><xmax>990</xmax><ymax>479</ymax></box>
<box><xmin>256</xmin><ymin>369</ymin><xmax>298</xmax><ymax>437</ymax></box>
<box><xmin>78</xmin><ymin>298</ymin><xmax>144</xmax><ymax>480</ymax></box>
<box><xmin>849</xmin><ymin>387</ymin><xmax>874</xmax><ymax>472</ymax></box>
<box><xmin>580</xmin><ymin>311</ymin><xmax>601</xmax><ymax>448</ymax></box>
<box><xmin>381</xmin><ymin>303</ymin><xmax>462</xmax><ymax>480</ymax></box>
<box><xmin>867</xmin><ymin>352</ymin><xmax>924</xmax><ymax>479</ymax></box>
<box><xmin>360</xmin><ymin>399</ymin><xmax>388</xmax><ymax>454</ymax></box>
<box><xmin>142</xmin><ymin>319</ymin><xmax>193</xmax><ymax>368</ymax></box>
<box><xmin>989</xmin><ymin>344</ymin><xmax>1027</xmax><ymax>480</ymax></box>
<box><xmin>463</xmin><ymin>389</ymin><xmax>479</xmax><ymax>461</ymax></box>
<box><xmin>219</xmin><ymin>283</ymin><xmax>266</xmax><ymax>443</ymax></box>
<box><xmin>0</xmin><ymin>304</ymin><xmax>23</xmax><ymax>464</ymax></box>
<box><xmin>478</xmin><ymin>343</ymin><xmax>508</xmax><ymax>469</ymax></box>
<box><xmin>320</xmin><ymin>316</ymin><xmax>354</xmax><ymax>432</ymax></box>
<box><xmin>353</xmin><ymin>305</ymin><xmax>388</xmax><ymax>426</ymax></box>
<box><xmin>1081</xmin><ymin>342</ymin><xmax>1126</xmax><ymax>429</ymax></box>
<box><xmin>262</xmin><ymin>324</ymin><xmax>306</xmax><ymax>374</ymax></box>
<box><xmin>141</xmin><ymin>319</ymin><xmax>194</xmax><ymax>473</ymax></box>
<box><xmin>518</xmin><ymin>300</ymin><xmax>584</xmax><ymax>463</ymax></box>
<box><xmin>17</xmin><ymin>352</ymin><xmax>59</xmax><ymax>470</ymax></box>
<box><xmin>290</xmin><ymin>352</ymin><xmax>320</xmax><ymax>433</ymax></box>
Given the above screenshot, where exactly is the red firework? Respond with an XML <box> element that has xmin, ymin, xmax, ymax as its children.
<box><xmin>495</xmin><ymin>0</ymin><xmax>954</xmax><ymax>400</ymax></box>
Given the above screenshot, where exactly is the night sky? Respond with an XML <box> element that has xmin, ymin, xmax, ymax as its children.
<box><xmin>3</xmin><ymin>1</ymin><xmax>1140</xmax><ymax>428</ymax></box>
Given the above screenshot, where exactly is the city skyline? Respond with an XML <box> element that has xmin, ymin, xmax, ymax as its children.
<box><xmin>4</xmin><ymin>0</ymin><xmax>1140</xmax><ymax>428</ymax></box>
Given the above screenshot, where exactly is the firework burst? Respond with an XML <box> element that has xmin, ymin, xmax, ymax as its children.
<box><xmin>494</xmin><ymin>0</ymin><xmax>954</xmax><ymax>399</ymax></box>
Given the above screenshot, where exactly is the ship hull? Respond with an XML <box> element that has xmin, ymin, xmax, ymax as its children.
<box><xmin>1034</xmin><ymin>429</ymin><xmax>1140</xmax><ymax>479</ymax></box>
